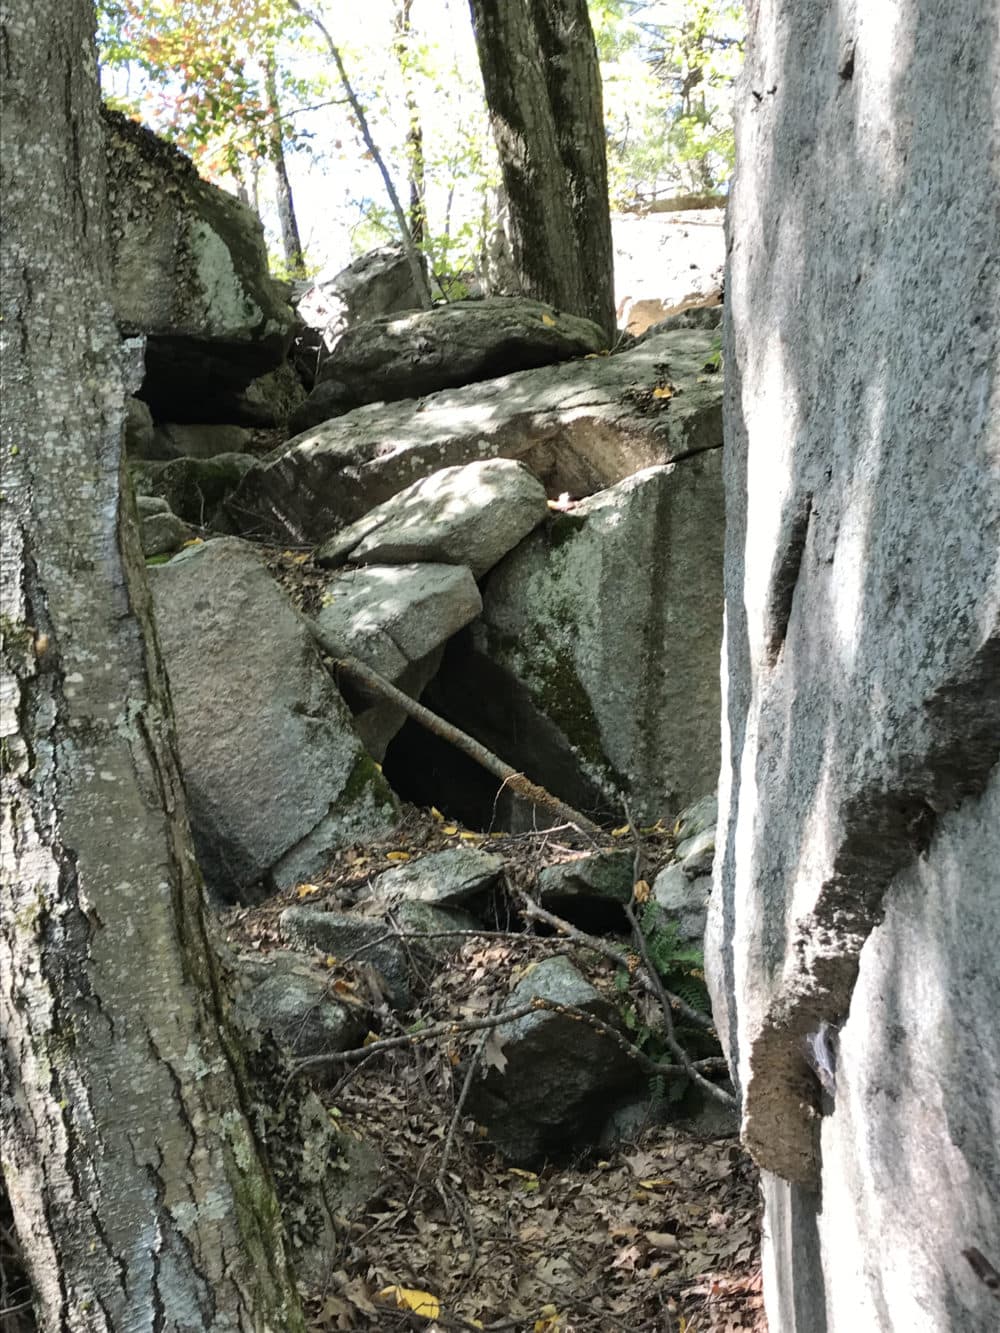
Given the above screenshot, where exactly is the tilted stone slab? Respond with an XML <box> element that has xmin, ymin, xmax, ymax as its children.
<box><xmin>104</xmin><ymin>109</ymin><xmax>294</xmax><ymax>411</ymax></box>
<box><xmin>224</xmin><ymin>326</ymin><xmax>722</xmax><ymax>544</ymax></box>
<box><xmin>365</xmin><ymin>847</ymin><xmax>505</xmax><ymax>908</ymax></box>
<box><xmin>150</xmin><ymin>538</ymin><xmax>397</xmax><ymax>902</ymax></box>
<box><xmin>315</xmin><ymin>459</ymin><xmax>549</xmax><ymax>580</ymax></box>
<box><xmin>315</xmin><ymin>562</ymin><xmax>482</xmax><ymax>758</ymax></box>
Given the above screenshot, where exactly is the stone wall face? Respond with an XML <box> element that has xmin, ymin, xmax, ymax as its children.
<box><xmin>708</xmin><ymin>0</ymin><xmax>999</xmax><ymax>1327</ymax></box>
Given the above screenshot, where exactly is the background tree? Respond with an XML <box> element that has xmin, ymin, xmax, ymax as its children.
<box><xmin>0</xmin><ymin>0</ymin><xmax>304</xmax><ymax>1324</ymax></box>
<box><xmin>467</xmin><ymin>0</ymin><xmax>616</xmax><ymax>340</ymax></box>
<box><xmin>593</xmin><ymin>0</ymin><xmax>743</xmax><ymax>207</ymax></box>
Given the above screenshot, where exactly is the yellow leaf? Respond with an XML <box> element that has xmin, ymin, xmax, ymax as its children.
<box><xmin>442</xmin><ymin>825</ymin><xmax>459</xmax><ymax>835</ymax></box>
<box><xmin>611</xmin><ymin>824</ymin><xmax>630</xmax><ymax>838</ymax></box>
<box><xmin>373</xmin><ymin>762</ymin><xmax>383</xmax><ymax>772</ymax></box>
<box><xmin>386</xmin><ymin>851</ymin><xmax>410</xmax><ymax>862</ymax></box>
<box><xmin>508</xmin><ymin>1167</ymin><xmax>537</xmax><ymax>1180</ymax></box>
<box><xmin>459</xmin><ymin>830</ymin><xmax>483</xmax><ymax>841</ymax></box>
<box><xmin>296</xmin><ymin>882</ymin><xmax>320</xmax><ymax>898</ymax></box>
<box><xmin>633</xmin><ymin>879</ymin><xmax>651</xmax><ymax>903</ymax></box>
<box><xmin>638</xmin><ymin>1177</ymin><xmax>674</xmax><ymax>1191</ymax></box>
<box><xmin>652</xmin><ymin>383</ymin><xmax>675</xmax><ymax>399</ymax></box>
<box><xmin>430</xmin><ymin>806</ymin><xmax>444</xmax><ymax>821</ymax></box>
<box><xmin>325</xmin><ymin>955</ymin><xmax>337</xmax><ymax>969</ymax></box>
<box><xmin>181</xmin><ymin>537</ymin><xmax>204</xmax><ymax>548</ymax></box>
<box><xmin>363</xmin><ymin>1031</ymin><xmax>380</xmax><ymax>1046</ymax></box>
<box><xmin>376</xmin><ymin>1286</ymin><xmax>441</xmax><ymax>1319</ymax></box>
<box><xmin>541</xmin><ymin>312</ymin><xmax>557</xmax><ymax>326</ymax></box>
<box><xmin>534</xmin><ymin>1305</ymin><xmax>561</xmax><ymax>1332</ymax></box>
<box><xmin>293</xmin><ymin>552</ymin><xmax>310</xmax><ymax>564</ymax></box>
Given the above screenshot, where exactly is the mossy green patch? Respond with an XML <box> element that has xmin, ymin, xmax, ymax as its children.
<box><xmin>339</xmin><ymin>751</ymin><xmax>395</xmax><ymax>811</ymax></box>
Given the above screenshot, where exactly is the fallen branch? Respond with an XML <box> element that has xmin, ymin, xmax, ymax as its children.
<box><xmin>304</xmin><ymin>620</ymin><xmax>602</xmax><ymax>835</ymax></box>
<box><xmin>290</xmin><ymin>995</ymin><xmax>728</xmax><ymax>1087</ymax></box>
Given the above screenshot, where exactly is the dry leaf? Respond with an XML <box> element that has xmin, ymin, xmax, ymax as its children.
<box><xmin>483</xmin><ymin>1028</ymin><xmax>508</xmax><ymax>1074</ymax></box>
<box><xmin>377</xmin><ymin>1285</ymin><xmax>441</xmax><ymax>1319</ymax></box>
<box><xmin>386</xmin><ymin>851</ymin><xmax>410</xmax><ymax>862</ymax></box>
<box><xmin>296</xmin><ymin>882</ymin><xmax>320</xmax><ymax>898</ymax></box>
<box><xmin>442</xmin><ymin>824</ymin><xmax>459</xmax><ymax>835</ymax></box>
<box><xmin>633</xmin><ymin>879</ymin><xmax>651</xmax><ymax>903</ymax></box>
<box><xmin>541</xmin><ymin>312</ymin><xmax>557</xmax><ymax>326</ymax></box>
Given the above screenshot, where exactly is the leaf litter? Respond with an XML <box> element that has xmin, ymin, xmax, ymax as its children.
<box><xmin>225</xmin><ymin>805</ymin><xmax>768</xmax><ymax>1333</ymax></box>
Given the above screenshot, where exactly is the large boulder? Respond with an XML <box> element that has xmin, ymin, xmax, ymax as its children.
<box><xmin>315</xmin><ymin>459</ymin><xmax>549</xmax><ymax>579</ymax></box>
<box><xmin>471</xmin><ymin>453</ymin><xmax>725</xmax><ymax>821</ymax></box>
<box><xmin>311</xmin><ymin>297</ymin><xmax>607</xmax><ymax>408</ymax></box>
<box><xmin>295</xmin><ymin>244</ymin><xmax>430</xmax><ymax>383</ymax></box>
<box><xmin>466</xmin><ymin>956</ymin><xmax>639</xmax><ymax>1164</ymax></box>
<box><xmin>150</xmin><ymin>539</ymin><xmax>398</xmax><ymax>901</ymax></box>
<box><xmin>223</xmin><ymin>325</ymin><xmax>722</xmax><ymax>544</ymax></box>
<box><xmin>707</xmin><ymin>2</ymin><xmax>1000</xmax><ymax>1329</ymax></box>
<box><xmin>103</xmin><ymin>110</ymin><xmax>295</xmax><ymax>417</ymax></box>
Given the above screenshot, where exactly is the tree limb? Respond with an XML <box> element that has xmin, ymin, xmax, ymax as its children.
<box><xmin>303</xmin><ymin>620</ymin><xmax>602</xmax><ymax>836</ymax></box>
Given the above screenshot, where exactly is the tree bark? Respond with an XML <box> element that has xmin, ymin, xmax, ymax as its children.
<box><xmin>468</xmin><ymin>0</ymin><xmax>615</xmax><ymax>341</ymax></box>
<box><xmin>0</xmin><ymin>1</ymin><xmax>303</xmax><ymax>1328</ymax></box>
<box><xmin>394</xmin><ymin>0</ymin><xmax>427</xmax><ymax>245</ymax></box>
<box><xmin>264</xmin><ymin>46</ymin><xmax>307</xmax><ymax>276</ymax></box>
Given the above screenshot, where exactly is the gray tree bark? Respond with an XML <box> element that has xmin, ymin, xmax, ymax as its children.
<box><xmin>467</xmin><ymin>0</ymin><xmax>616</xmax><ymax>342</ymax></box>
<box><xmin>0</xmin><ymin>1</ymin><xmax>304</xmax><ymax>1328</ymax></box>
<box><xmin>264</xmin><ymin>47</ymin><xmax>307</xmax><ymax>276</ymax></box>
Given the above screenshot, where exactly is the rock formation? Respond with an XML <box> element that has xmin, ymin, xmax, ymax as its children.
<box><xmin>706</xmin><ymin>2</ymin><xmax>1000</xmax><ymax>1328</ymax></box>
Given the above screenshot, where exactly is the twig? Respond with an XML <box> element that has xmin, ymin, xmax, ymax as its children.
<box><xmin>303</xmin><ymin>623</ymin><xmax>602</xmax><ymax>835</ymax></box>
<box><xmin>437</xmin><ymin>1022</ymin><xmax>491</xmax><ymax>1211</ymax></box>
<box><xmin>515</xmin><ymin>893</ymin><xmax>715</xmax><ymax>1031</ymax></box>
<box><xmin>291</xmin><ymin>996</ymin><xmax>722</xmax><ymax>1085</ymax></box>
<box><xmin>621</xmin><ymin>803</ymin><xmax>735</xmax><ymax>1108</ymax></box>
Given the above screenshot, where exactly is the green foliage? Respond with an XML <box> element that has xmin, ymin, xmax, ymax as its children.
<box><xmin>590</xmin><ymin>0</ymin><xmax>744</xmax><ymax>207</ymax></box>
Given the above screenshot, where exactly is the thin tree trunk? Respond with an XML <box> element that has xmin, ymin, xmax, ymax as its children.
<box><xmin>394</xmin><ymin>0</ymin><xmax>427</xmax><ymax>244</ymax></box>
<box><xmin>290</xmin><ymin>0</ymin><xmax>432</xmax><ymax>309</ymax></box>
<box><xmin>0</xmin><ymin>1</ymin><xmax>303</xmax><ymax>1327</ymax></box>
<box><xmin>467</xmin><ymin>0</ymin><xmax>615</xmax><ymax>341</ymax></box>
<box><xmin>265</xmin><ymin>46</ymin><xmax>307</xmax><ymax>275</ymax></box>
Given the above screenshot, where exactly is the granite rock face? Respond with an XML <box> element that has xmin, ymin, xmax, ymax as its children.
<box><xmin>707</xmin><ymin>2</ymin><xmax>1000</xmax><ymax>1328</ymax></box>
<box><xmin>477</xmin><ymin>454</ymin><xmax>725</xmax><ymax>820</ymax></box>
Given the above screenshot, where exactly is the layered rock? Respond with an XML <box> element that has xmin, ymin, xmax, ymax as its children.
<box><xmin>104</xmin><ymin>110</ymin><xmax>295</xmax><ymax>417</ymax></box>
<box><xmin>224</xmin><ymin>324</ymin><xmax>722</xmax><ymax>544</ymax></box>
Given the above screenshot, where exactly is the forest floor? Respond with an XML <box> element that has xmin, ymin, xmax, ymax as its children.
<box><xmin>227</xmin><ymin>809</ymin><xmax>769</xmax><ymax>1333</ymax></box>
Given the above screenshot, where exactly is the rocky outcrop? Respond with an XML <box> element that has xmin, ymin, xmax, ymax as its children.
<box><xmin>224</xmin><ymin>324</ymin><xmax>722</xmax><ymax>544</ymax></box>
<box><xmin>707</xmin><ymin>2</ymin><xmax>999</xmax><ymax>1328</ymax></box>
<box><xmin>150</xmin><ymin>539</ymin><xmax>398</xmax><ymax>901</ymax></box>
<box><xmin>103</xmin><ymin>110</ymin><xmax>295</xmax><ymax>417</ymax></box>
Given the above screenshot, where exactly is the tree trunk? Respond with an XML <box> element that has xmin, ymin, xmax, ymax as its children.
<box><xmin>0</xmin><ymin>2</ymin><xmax>304</xmax><ymax>1328</ymax></box>
<box><xmin>394</xmin><ymin>0</ymin><xmax>427</xmax><ymax>245</ymax></box>
<box><xmin>265</xmin><ymin>46</ymin><xmax>307</xmax><ymax>276</ymax></box>
<box><xmin>467</xmin><ymin>0</ymin><xmax>615</xmax><ymax>341</ymax></box>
